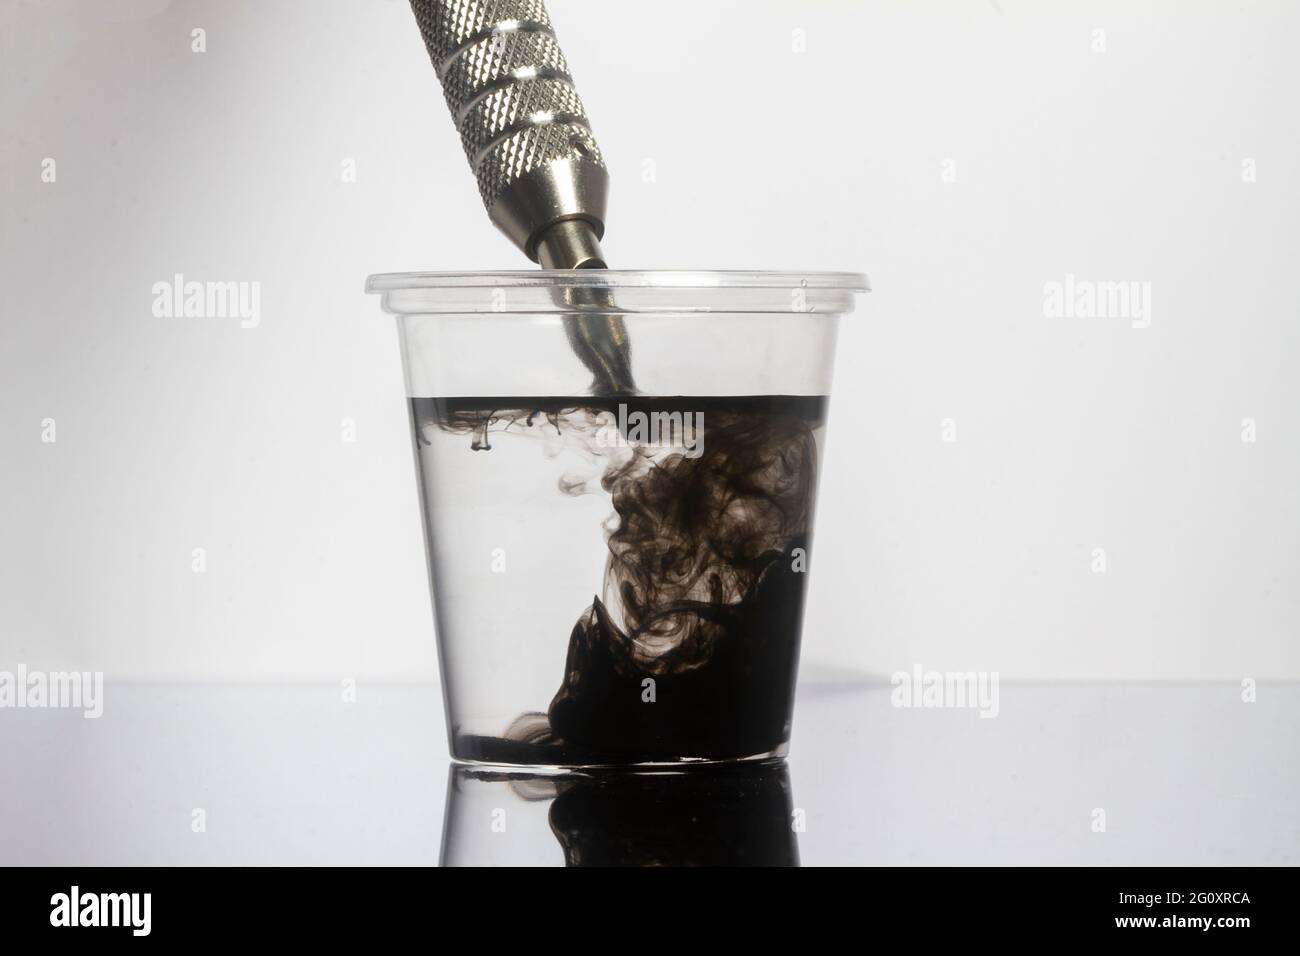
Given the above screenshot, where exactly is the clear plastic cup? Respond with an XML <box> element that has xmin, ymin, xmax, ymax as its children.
<box><xmin>366</xmin><ymin>270</ymin><xmax>868</xmax><ymax>768</ymax></box>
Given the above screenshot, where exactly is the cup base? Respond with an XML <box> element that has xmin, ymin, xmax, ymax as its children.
<box><xmin>449</xmin><ymin>741</ymin><xmax>790</xmax><ymax>773</ymax></box>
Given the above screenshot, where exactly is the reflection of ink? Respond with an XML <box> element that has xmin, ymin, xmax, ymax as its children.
<box><xmin>440</xmin><ymin>763</ymin><xmax>798</xmax><ymax>867</ymax></box>
<box><xmin>417</xmin><ymin>394</ymin><xmax>825</xmax><ymax>764</ymax></box>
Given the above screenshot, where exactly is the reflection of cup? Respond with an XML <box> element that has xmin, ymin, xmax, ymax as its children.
<box><xmin>439</xmin><ymin>762</ymin><xmax>799</xmax><ymax>867</ymax></box>
<box><xmin>367</xmin><ymin>270</ymin><xmax>868</xmax><ymax>767</ymax></box>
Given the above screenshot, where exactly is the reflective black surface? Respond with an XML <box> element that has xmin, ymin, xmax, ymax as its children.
<box><xmin>439</xmin><ymin>761</ymin><xmax>799</xmax><ymax>866</ymax></box>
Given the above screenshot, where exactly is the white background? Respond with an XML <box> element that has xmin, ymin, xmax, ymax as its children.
<box><xmin>2</xmin><ymin>0</ymin><xmax>1298</xmax><ymax>683</ymax></box>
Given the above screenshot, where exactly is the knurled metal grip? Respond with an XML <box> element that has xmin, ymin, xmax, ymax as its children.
<box><xmin>409</xmin><ymin>0</ymin><xmax>609</xmax><ymax>261</ymax></box>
